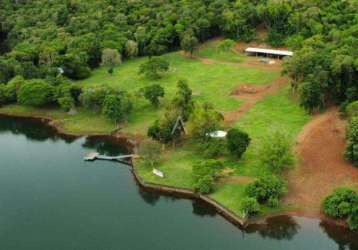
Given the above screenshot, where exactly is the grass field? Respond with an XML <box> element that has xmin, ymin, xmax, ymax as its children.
<box><xmin>135</xmin><ymin>87</ymin><xmax>309</xmax><ymax>217</ymax></box>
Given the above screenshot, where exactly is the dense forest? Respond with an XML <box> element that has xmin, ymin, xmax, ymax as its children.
<box><xmin>0</xmin><ymin>0</ymin><xmax>357</xmax><ymax>111</ymax></box>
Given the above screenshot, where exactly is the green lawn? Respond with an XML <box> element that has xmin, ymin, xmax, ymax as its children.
<box><xmin>77</xmin><ymin>50</ymin><xmax>279</xmax><ymax>135</ymax></box>
<box><xmin>136</xmin><ymin>87</ymin><xmax>310</xmax><ymax>217</ymax></box>
<box><xmin>194</xmin><ymin>39</ymin><xmax>244</xmax><ymax>63</ymax></box>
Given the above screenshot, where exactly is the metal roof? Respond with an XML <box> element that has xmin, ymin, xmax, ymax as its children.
<box><xmin>245</xmin><ymin>47</ymin><xmax>293</xmax><ymax>56</ymax></box>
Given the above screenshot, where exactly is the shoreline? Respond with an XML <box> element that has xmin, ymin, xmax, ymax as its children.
<box><xmin>0</xmin><ymin>110</ymin><xmax>349</xmax><ymax>229</ymax></box>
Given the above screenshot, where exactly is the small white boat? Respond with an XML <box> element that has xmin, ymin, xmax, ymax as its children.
<box><xmin>152</xmin><ymin>168</ymin><xmax>164</xmax><ymax>178</ymax></box>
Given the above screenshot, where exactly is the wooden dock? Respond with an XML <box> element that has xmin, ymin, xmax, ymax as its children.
<box><xmin>84</xmin><ymin>152</ymin><xmax>138</xmax><ymax>162</ymax></box>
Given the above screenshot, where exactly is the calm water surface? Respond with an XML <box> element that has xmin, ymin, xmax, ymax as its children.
<box><xmin>0</xmin><ymin>116</ymin><xmax>357</xmax><ymax>250</ymax></box>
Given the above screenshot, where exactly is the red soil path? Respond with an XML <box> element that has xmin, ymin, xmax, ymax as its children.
<box><xmin>224</xmin><ymin>76</ymin><xmax>288</xmax><ymax>123</ymax></box>
<box><xmin>284</xmin><ymin>109</ymin><xmax>358</xmax><ymax>217</ymax></box>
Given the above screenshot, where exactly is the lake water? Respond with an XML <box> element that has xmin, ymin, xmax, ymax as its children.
<box><xmin>1</xmin><ymin>116</ymin><xmax>357</xmax><ymax>250</ymax></box>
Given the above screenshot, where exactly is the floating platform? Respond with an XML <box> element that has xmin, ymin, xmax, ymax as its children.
<box><xmin>84</xmin><ymin>152</ymin><xmax>138</xmax><ymax>162</ymax></box>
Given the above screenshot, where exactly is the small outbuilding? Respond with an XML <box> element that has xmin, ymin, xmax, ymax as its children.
<box><xmin>245</xmin><ymin>47</ymin><xmax>293</xmax><ymax>59</ymax></box>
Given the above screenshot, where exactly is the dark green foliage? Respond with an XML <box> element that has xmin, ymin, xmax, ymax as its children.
<box><xmin>348</xmin><ymin>206</ymin><xmax>358</xmax><ymax>231</ymax></box>
<box><xmin>172</xmin><ymin>79</ymin><xmax>194</xmax><ymax>121</ymax></box>
<box><xmin>345</xmin><ymin>117</ymin><xmax>358</xmax><ymax>166</ymax></box>
<box><xmin>102</xmin><ymin>93</ymin><xmax>132</xmax><ymax>123</ymax></box>
<box><xmin>323</xmin><ymin>188</ymin><xmax>358</xmax><ymax>219</ymax></box>
<box><xmin>142</xmin><ymin>84</ymin><xmax>165</xmax><ymax>107</ymax></box>
<box><xmin>147</xmin><ymin>109</ymin><xmax>181</xmax><ymax>144</ymax></box>
<box><xmin>189</xmin><ymin>103</ymin><xmax>223</xmax><ymax>140</ymax></box>
<box><xmin>226</xmin><ymin>128</ymin><xmax>250</xmax><ymax>159</ymax></box>
<box><xmin>194</xmin><ymin>175</ymin><xmax>215</xmax><ymax>194</ymax></box>
<box><xmin>200</xmin><ymin>138</ymin><xmax>227</xmax><ymax>158</ymax></box>
<box><xmin>192</xmin><ymin>159</ymin><xmax>223</xmax><ymax>194</ymax></box>
<box><xmin>17</xmin><ymin>80</ymin><xmax>54</xmax><ymax>107</ymax></box>
<box><xmin>346</xmin><ymin>101</ymin><xmax>358</xmax><ymax>118</ymax></box>
<box><xmin>58</xmin><ymin>95</ymin><xmax>74</xmax><ymax>112</ymax></box>
<box><xmin>241</xmin><ymin>198</ymin><xmax>260</xmax><ymax>216</ymax></box>
<box><xmin>139</xmin><ymin>57</ymin><xmax>169</xmax><ymax>80</ymax></box>
<box><xmin>57</xmin><ymin>54</ymin><xmax>91</xmax><ymax>80</ymax></box>
<box><xmin>0</xmin><ymin>75</ymin><xmax>24</xmax><ymax>104</ymax></box>
<box><xmin>246</xmin><ymin>175</ymin><xmax>287</xmax><ymax>204</ymax></box>
<box><xmin>180</xmin><ymin>31</ymin><xmax>198</xmax><ymax>57</ymax></box>
<box><xmin>80</xmin><ymin>85</ymin><xmax>113</xmax><ymax>111</ymax></box>
<box><xmin>260</xmin><ymin>132</ymin><xmax>293</xmax><ymax>173</ymax></box>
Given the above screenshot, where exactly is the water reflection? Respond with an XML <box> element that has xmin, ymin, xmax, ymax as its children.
<box><xmin>192</xmin><ymin>199</ymin><xmax>217</xmax><ymax>217</ymax></box>
<box><xmin>82</xmin><ymin>136</ymin><xmax>130</xmax><ymax>156</ymax></box>
<box><xmin>138</xmin><ymin>189</ymin><xmax>161</xmax><ymax>206</ymax></box>
<box><xmin>0</xmin><ymin>115</ymin><xmax>76</xmax><ymax>143</ymax></box>
<box><xmin>320</xmin><ymin>220</ymin><xmax>358</xmax><ymax>250</ymax></box>
<box><xmin>245</xmin><ymin>216</ymin><xmax>300</xmax><ymax>240</ymax></box>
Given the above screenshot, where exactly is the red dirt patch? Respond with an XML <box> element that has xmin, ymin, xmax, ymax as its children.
<box><xmin>224</xmin><ymin>77</ymin><xmax>289</xmax><ymax>123</ymax></box>
<box><xmin>284</xmin><ymin>109</ymin><xmax>358</xmax><ymax>217</ymax></box>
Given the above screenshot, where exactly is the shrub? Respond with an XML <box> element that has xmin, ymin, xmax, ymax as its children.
<box><xmin>194</xmin><ymin>175</ymin><xmax>215</xmax><ymax>194</ymax></box>
<box><xmin>139</xmin><ymin>57</ymin><xmax>169</xmax><ymax>80</ymax></box>
<box><xmin>226</xmin><ymin>128</ymin><xmax>250</xmax><ymax>159</ymax></box>
<box><xmin>142</xmin><ymin>84</ymin><xmax>164</xmax><ymax>107</ymax></box>
<box><xmin>346</xmin><ymin>101</ymin><xmax>358</xmax><ymax>118</ymax></box>
<box><xmin>80</xmin><ymin>85</ymin><xmax>113</xmax><ymax>111</ymax></box>
<box><xmin>322</xmin><ymin>188</ymin><xmax>358</xmax><ymax>218</ymax></box>
<box><xmin>102</xmin><ymin>93</ymin><xmax>132</xmax><ymax>123</ymax></box>
<box><xmin>189</xmin><ymin>103</ymin><xmax>223</xmax><ymax>140</ymax></box>
<box><xmin>241</xmin><ymin>198</ymin><xmax>260</xmax><ymax>216</ymax></box>
<box><xmin>348</xmin><ymin>205</ymin><xmax>358</xmax><ymax>231</ymax></box>
<box><xmin>345</xmin><ymin>117</ymin><xmax>358</xmax><ymax>166</ymax></box>
<box><xmin>268</xmin><ymin>197</ymin><xmax>280</xmax><ymax>208</ymax></box>
<box><xmin>147</xmin><ymin>109</ymin><xmax>180</xmax><ymax>144</ymax></box>
<box><xmin>138</xmin><ymin>140</ymin><xmax>162</xmax><ymax>167</ymax></box>
<box><xmin>5</xmin><ymin>75</ymin><xmax>25</xmax><ymax>102</ymax></box>
<box><xmin>192</xmin><ymin>160</ymin><xmax>223</xmax><ymax>194</ymax></box>
<box><xmin>260</xmin><ymin>132</ymin><xmax>294</xmax><ymax>173</ymax></box>
<box><xmin>58</xmin><ymin>95</ymin><xmax>74</xmax><ymax>111</ymax></box>
<box><xmin>17</xmin><ymin>80</ymin><xmax>54</xmax><ymax>107</ymax></box>
<box><xmin>246</xmin><ymin>175</ymin><xmax>287</xmax><ymax>203</ymax></box>
<box><xmin>171</xmin><ymin>79</ymin><xmax>194</xmax><ymax>121</ymax></box>
<box><xmin>200</xmin><ymin>138</ymin><xmax>227</xmax><ymax>158</ymax></box>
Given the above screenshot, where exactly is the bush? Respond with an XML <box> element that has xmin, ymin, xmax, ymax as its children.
<box><xmin>246</xmin><ymin>175</ymin><xmax>287</xmax><ymax>203</ymax></box>
<box><xmin>102</xmin><ymin>93</ymin><xmax>132</xmax><ymax>123</ymax></box>
<box><xmin>58</xmin><ymin>95</ymin><xmax>74</xmax><ymax>111</ymax></box>
<box><xmin>241</xmin><ymin>198</ymin><xmax>260</xmax><ymax>216</ymax></box>
<box><xmin>171</xmin><ymin>79</ymin><xmax>194</xmax><ymax>121</ymax></box>
<box><xmin>17</xmin><ymin>80</ymin><xmax>54</xmax><ymax>107</ymax></box>
<box><xmin>142</xmin><ymin>84</ymin><xmax>164</xmax><ymax>107</ymax></box>
<box><xmin>268</xmin><ymin>197</ymin><xmax>280</xmax><ymax>208</ymax></box>
<box><xmin>189</xmin><ymin>103</ymin><xmax>223</xmax><ymax>140</ymax></box>
<box><xmin>139</xmin><ymin>57</ymin><xmax>169</xmax><ymax>80</ymax></box>
<box><xmin>322</xmin><ymin>188</ymin><xmax>358</xmax><ymax>218</ymax></box>
<box><xmin>138</xmin><ymin>140</ymin><xmax>162</xmax><ymax>167</ymax></box>
<box><xmin>147</xmin><ymin>109</ymin><xmax>181</xmax><ymax>144</ymax></box>
<box><xmin>260</xmin><ymin>132</ymin><xmax>294</xmax><ymax>173</ymax></box>
<box><xmin>346</xmin><ymin>101</ymin><xmax>358</xmax><ymax>118</ymax></box>
<box><xmin>348</xmin><ymin>205</ymin><xmax>358</xmax><ymax>231</ymax></box>
<box><xmin>200</xmin><ymin>138</ymin><xmax>227</xmax><ymax>158</ymax></box>
<box><xmin>345</xmin><ymin>117</ymin><xmax>358</xmax><ymax>166</ymax></box>
<box><xmin>226</xmin><ymin>128</ymin><xmax>250</xmax><ymax>159</ymax></box>
<box><xmin>80</xmin><ymin>85</ymin><xmax>113</xmax><ymax>111</ymax></box>
<box><xmin>194</xmin><ymin>175</ymin><xmax>215</xmax><ymax>194</ymax></box>
<box><xmin>4</xmin><ymin>76</ymin><xmax>25</xmax><ymax>102</ymax></box>
<box><xmin>192</xmin><ymin>160</ymin><xmax>223</xmax><ymax>194</ymax></box>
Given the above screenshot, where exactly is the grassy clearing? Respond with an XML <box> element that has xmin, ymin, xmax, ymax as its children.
<box><xmin>77</xmin><ymin>49</ymin><xmax>279</xmax><ymax>135</ymax></box>
<box><xmin>194</xmin><ymin>39</ymin><xmax>244</xmax><ymax>63</ymax></box>
<box><xmin>136</xmin><ymin>87</ymin><xmax>309</xmax><ymax>216</ymax></box>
